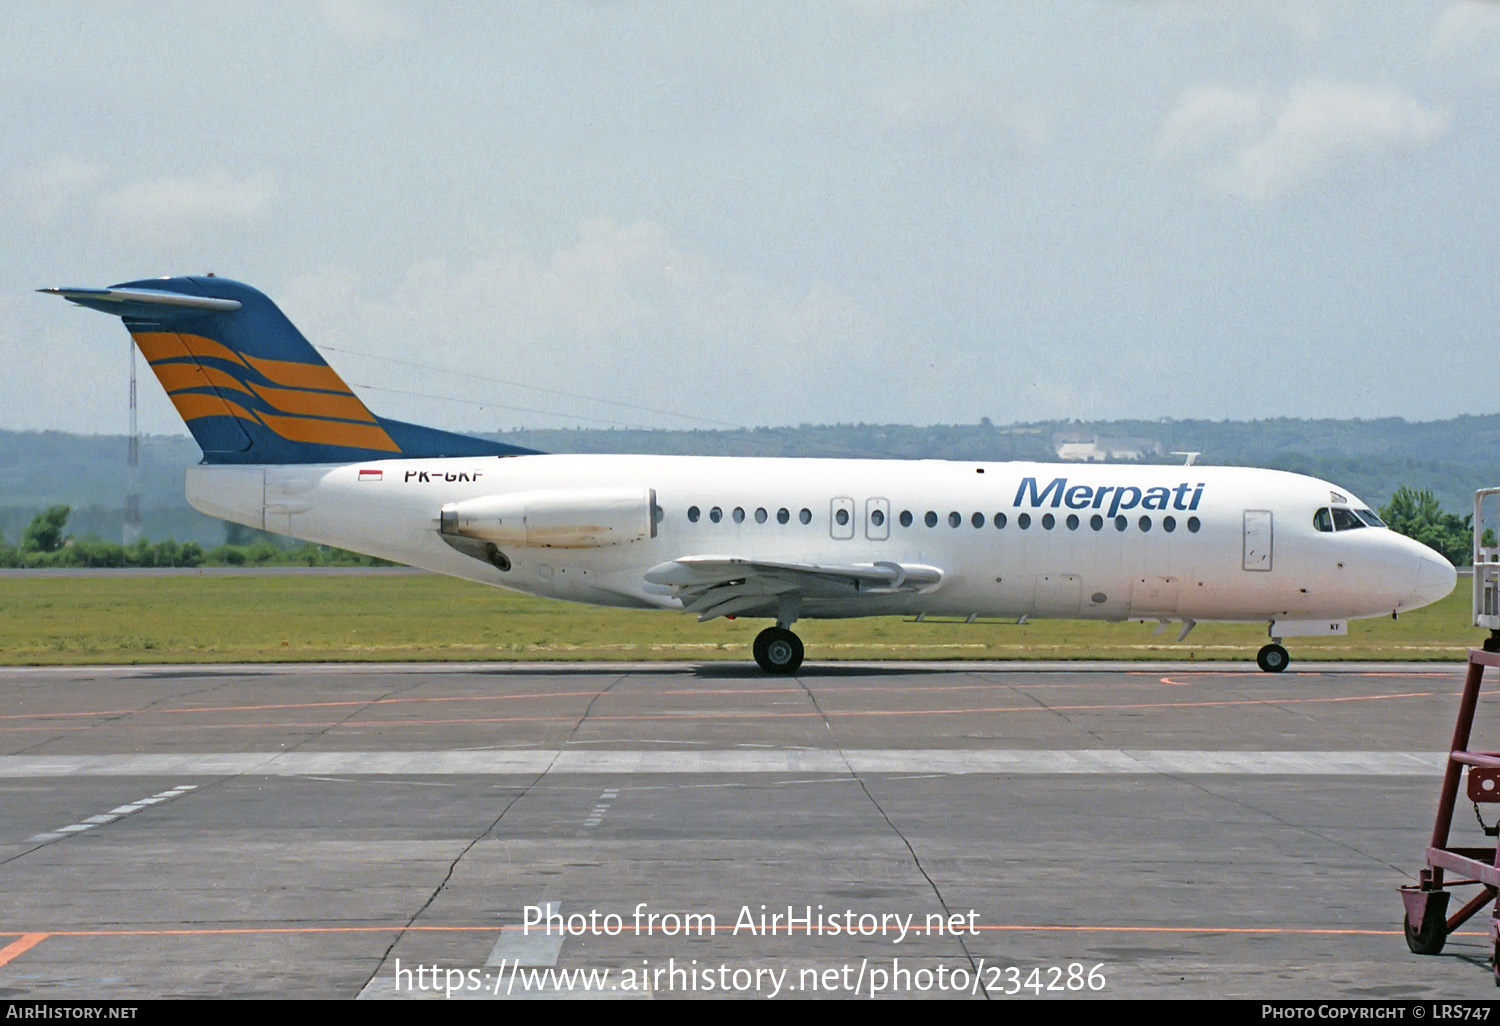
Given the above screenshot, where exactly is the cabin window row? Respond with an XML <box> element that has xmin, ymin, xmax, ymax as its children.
<box><xmin>687</xmin><ymin>505</ymin><xmax>813</xmax><ymax>525</ymax></box>
<box><xmin>684</xmin><ymin>505</ymin><xmax>1200</xmax><ymax>534</ymax></box>
<box><xmin>898</xmin><ymin>510</ymin><xmax>1201</xmax><ymax>534</ymax></box>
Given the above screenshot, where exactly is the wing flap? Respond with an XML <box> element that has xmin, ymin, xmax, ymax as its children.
<box><xmin>646</xmin><ymin>556</ymin><xmax>944</xmax><ymax>621</ymax></box>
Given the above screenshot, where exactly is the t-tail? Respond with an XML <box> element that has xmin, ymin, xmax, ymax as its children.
<box><xmin>41</xmin><ymin>276</ymin><xmax>537</xmax><ymax>464</ymax></box>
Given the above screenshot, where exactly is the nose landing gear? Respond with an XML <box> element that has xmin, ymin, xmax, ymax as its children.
<box><xmin>1257</xmin><ymin>641</ymin><xmax>1290</xmax><ymax>673</ymax></box>
<box><xmin>753</xmin><ymin>626</ymin><xmax>804</xmax><ymax>674</ymax></box>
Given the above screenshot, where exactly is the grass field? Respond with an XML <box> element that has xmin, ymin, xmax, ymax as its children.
<box><xmin>0</xmin><ymin>574</ymin><xmax>1486</xmax><ymax>665</ymax></box>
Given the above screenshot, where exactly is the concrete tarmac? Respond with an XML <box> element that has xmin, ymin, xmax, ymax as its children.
<box><xmin>0</xmin><ymin>659</ymin><xmax>1496</xmax><ymax>1000</ymax></box>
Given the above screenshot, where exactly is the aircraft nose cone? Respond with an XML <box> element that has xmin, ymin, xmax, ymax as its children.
<box><xmin>1413</xmin><ymin>550</ymin><xmax>1458</xmax><ymax>609</ymax></box>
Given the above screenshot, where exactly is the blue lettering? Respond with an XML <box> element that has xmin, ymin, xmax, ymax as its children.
<box><xmin>1143</xmin><ymin>486</ymin><xmax>1170</xmax><ymax>510</ymax></box>
<box><xmin>1014</xmin><ymin>477</ymin><xmax>1066</xmax><ymax>508</ymax></box>
<box><xmin>1065</xmin><ymin>485</ymin><xmax>1093</xmax><ymax>509</ymax></box>
<box><xmin>1107</xmin><ymin>486</ymin><xmax>1142</xmax><ymax>518</ymax></box>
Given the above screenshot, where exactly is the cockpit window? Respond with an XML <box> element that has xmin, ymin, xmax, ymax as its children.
<box><xmin>1330</xmin><ymin>507</ymin><xmax>1366</xmax><ymax>531</ymax></box>
<box><xmin>1355</xmin><ymin>508</ymin><xmax>1385</xmax><ymax>528</ymax></box>
<box><xmin>1313</xmin><ymin>508</ymin><xmax>1333</xmax><ymax>533</ymax></box>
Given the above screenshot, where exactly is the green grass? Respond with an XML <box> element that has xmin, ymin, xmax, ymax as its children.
<box><xmin>0</xmin><ymin>575</ymin><xmax>1485</xmax><ymax>666</ymax></box>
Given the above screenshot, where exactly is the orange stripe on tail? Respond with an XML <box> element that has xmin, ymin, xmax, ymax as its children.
<box><xmin>153</xmin><ymin>362</ymin><xmax>256</xmax><ymax>398</ymax></box>
<box><xmin>170</xmin><ymin>392</ymin><xmax>258</xmax><ymax>425</ymax></box>
<box><xmin>241</xmin><ymin>353</ymin><xmax>352</xmax><ymax>393</ymax></box>
<box><xmin>248</xmin><ymin>381</ymin><xmax>375</xmax><ymax>423</ymax></box>
<box><xmin>256</xmin><ymin>410</ymin><xmax>400</xmax><ymax>452</ymax></box>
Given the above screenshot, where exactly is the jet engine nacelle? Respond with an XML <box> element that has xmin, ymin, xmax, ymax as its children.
<box><xmin>439</xmin><ymin>486</ymin><xmax>657</xmax><ymax>549</ymax></box>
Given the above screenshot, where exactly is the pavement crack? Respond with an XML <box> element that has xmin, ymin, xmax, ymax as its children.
<box><xmin>791</xmin><ymin>674</ymin><xmax>989</xmax><ymax>999</ymax></box>
<box><xmin>6</xmin><ymin>675</ymin><xmax>245</xmax><ymax>757</ymax></box>
<box><xmin>359</xmin><ymin>672</ymin><xmax>625</xmax><ymax>995</ymax></box>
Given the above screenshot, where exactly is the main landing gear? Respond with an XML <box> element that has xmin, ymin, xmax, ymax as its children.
<box><xmin>753</xmin><ymin>626</ymin><xmax>804</xmax><ymax>674</ymax></box>
<box><xmin>1257</xmin><ymin>642</ymin><xmax>1290</xmax><ymax>673</ymax></box>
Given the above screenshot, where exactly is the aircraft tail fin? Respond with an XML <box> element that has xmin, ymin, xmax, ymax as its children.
<box><xmin>42</xmin><ymin>276</ymin><xmax>535</xmax><ymax>464</ymax></box>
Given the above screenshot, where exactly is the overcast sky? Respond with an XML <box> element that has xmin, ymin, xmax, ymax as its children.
<box><xmin>4</xmin><ymin>1</ymin><xmax>1498</xmax><ymax>438</ymax></box>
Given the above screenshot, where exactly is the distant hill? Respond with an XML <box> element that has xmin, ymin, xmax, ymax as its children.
<box><xmin>2</xmin><ymin>415</ymin><xmax>1496</xmax><ymax>545</ymax></box>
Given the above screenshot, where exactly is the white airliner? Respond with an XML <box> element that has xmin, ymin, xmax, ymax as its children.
<box><xmin>45</xmin><ymin>276</ymin><xmax>1457</xmax><ymax>673</ymax></box>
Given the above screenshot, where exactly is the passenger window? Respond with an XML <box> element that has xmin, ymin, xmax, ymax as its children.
<box><xmin>1041</xmin><ymin>513</ymin><xmax>1055</xmax><ymax>530</ymax></box>
<box><xmin>709</xmin><ymin>507</ymin><xmax>723</xmax><ymax>523</ymax></box>
<box><xmin>948</xmin><ymin>511</ymin><xmax>961</xmax><ymax>528</ymax></box>
<box><xmin>1331</xmin><ymin>508</ymin><xmax>1364</xmax><ymax>531</ymax></box>
<box><xmin>972</xmin><ymin>512</ymin><xmax>985</xmax><ymax>528</ymax></box>
<box><xmin>1066</xmin><ymin>514</ymin><xmax>1079</xmax><ymax>530</ymax></box>
<box><xmin>1138</xmin><ymin>515</ymin><xmax>1151</xmax><ymax>532</ymax></box>
<box><xmin>871</xmin><ymin>508</ymin><xmax>886</xmax><ymax>527</ymax></box>
<box><xmin>1114</xmin><ymin>515</ymin><xmax>1127</xmax><ymax>531</ymax></box>
<box><xmin>777</xmin><ymin>508</ymin><xmax>789</xmax><ymax>524</ymax></box>
<box><xmin>754</xmin><ymin>507</ymin><xmax>767</xmax><ymax>524</ymax></box>
<box><xmin>1090</xmin><ymin>514</ymin><xmax>1103</xmax><ymax>531</ymax></box>
<box><xmin>1163</xmin><ymin>515</ymin><xmax>1176</xmax><ymax>533</ymax></box>
<box><xmin>1018</xmin><ymin>513</ymin><xmax>1031</xmax><ymax>529</ymax></box>
<box><xmin>925</xmin><ymin>511</ymin><xmax>938</xmax><ymax>528</ymax></box>
<box><xmin>799</xmin><ymin>508</ymin><xmax>812</xmax><ymax>525</ymax></box>
<box><xmin>899</xmin><ymin>510</ymin><xmax>913</xmax><ymax>527</ymax></box>
<box><xmin>688</xmin><ymin>506</ymin><xmax>700</xmax><ymax>523</ymax></box>
<box><xmin>1313</xmin><ymin>508</ymin><xmax>1333</xmax><ymax>533</ymax></box>
<box><xmin>994</xmin><ymin>512</ymin><xmax>1007</xmax><ymax>529</ymax></box>
<box><xmin>1187</xmin><ymin>516</ymin><xmax>1200</xmax><ymax>533</ymax></box>
<box><xmin>733</xmin><ymin>507</ymin><xmax>746</xmax><ymax>523</ymax></box>
<box><xmin>835</xmin><ymin>508</ymin><xmax>850</xmax><ymax>527</ymax></box>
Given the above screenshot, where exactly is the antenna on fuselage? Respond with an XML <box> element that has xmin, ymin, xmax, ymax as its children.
<box><xmin>1171</xmin><ymin>451</ymin><xmax>1200</xmax><ymax>467</ymax></box>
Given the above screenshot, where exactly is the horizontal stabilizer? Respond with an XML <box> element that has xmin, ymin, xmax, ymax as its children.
<box><xmin>39</xmin><ymin>286</ymin><xmax>242</xmax><ymax>314</ymax></box>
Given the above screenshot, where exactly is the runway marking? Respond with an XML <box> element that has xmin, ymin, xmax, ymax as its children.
<box><xmin>22</xmin><ymin>784</ymin><xmax>197</xmax><ymax>844</ymax></box>
<box><xmin>582</xmin><ymin>789</ymin><xmax>619</xmax><ymax>830</ymax></box>
<box><xmin>487</xmin><ymin>901</ymin><xmax>565</xmax><ymax>967</ymax></box>
<box><xmin>0</xmin><ymin>689</ymin><xmax>1457</xmax><ymax>735</ymax></box>
<box><xmin>0</xmin><ymin>933</ymin><xmax>48</xmax><ymax>967</ymax></box>
<box><xmin>0</xmin><ymin>674</ymin><xmax>1462</xmax><ymax>723</ymax></box>
<box><xmin>0</xmin><ymin>750</ymin><xmax>1449</xmax><ymax>777</ymax></box>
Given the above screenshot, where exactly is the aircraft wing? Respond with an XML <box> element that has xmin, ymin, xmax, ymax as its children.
<box><xmin>644</xmin><ymin>556</ymin><xmax>944</xmax><ymax>622</ymax></box>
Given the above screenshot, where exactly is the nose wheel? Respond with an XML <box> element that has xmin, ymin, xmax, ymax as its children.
<box><xmin>1257</xmin><ymin>643</ymin><xmax>1290</xmax><ymax>673</ymax></box>
<box><xmin>753</xmin><ymin>626</ymin><xmax>804</xmax><ymax>674</ymax></box>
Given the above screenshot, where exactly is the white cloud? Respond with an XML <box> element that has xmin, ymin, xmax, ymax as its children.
<box><xmin>1156</xmin><ymin>81</ymin><xmax>1450</xmax><ymax>201</ymax></box>
<box><xmin>95</xmin><ymin>171</ymin><xmax>276</xmax><ymax>246</ymax></box>
<box><xmin>1431</xmin><ymin>1</ymin><xmax>1500</xmax><ymax>66</ymax></box>
<box><xmin>9</xmin><ymin>158</ymin><xmax>102</xmax><ymax>225</ymax></box>
<box><xmin>279</xmin><ymin>218</ymin><xmax>883</xmax><ymax>429</ymax></box>
<box><xmin>1154</xmin><ymin>85</ymin><xmax>1265</xmax><ymax>161</ymax></box>
<box><xmin>316</xmin><ymin>0</ymin><xmax>409</xmax><ymax>48</ymax></box>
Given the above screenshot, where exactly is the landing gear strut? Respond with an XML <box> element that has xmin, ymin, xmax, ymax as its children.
<box><xmin>1257</xmin><ymin>642</ymin><xmax>1290</xmax><ymax>673</ymax></box>
<box><xmin>753</xmin><ymin>626</ymin><xmax>804</xmax><ymax>674</ymax></box>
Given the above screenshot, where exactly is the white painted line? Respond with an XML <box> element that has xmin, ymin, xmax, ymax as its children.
<box><xmin>19</xmin><ymin>783</ymin><xmax>198</xmax><ymax>846</ymax></box>
<box><xmin>0</xmin><ymin>750</ymin><xmax>1455</xmax><ymax>778</ymax></box>
<box><xmin>487</xmin><ymin>901</ymin><xmax>566</xmax><ymax>968</ymax></box>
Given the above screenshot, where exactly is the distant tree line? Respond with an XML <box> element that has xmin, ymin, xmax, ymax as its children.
<box><xmin>0</xmin><ymin>506</ymin><xmax>393</xmax><ymax>569</ymax></box>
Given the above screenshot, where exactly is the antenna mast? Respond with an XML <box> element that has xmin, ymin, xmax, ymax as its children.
<box><xmin>124</xmin><ymin>338</ymin><xmax>141</xmax><ymax>545</ymax></box>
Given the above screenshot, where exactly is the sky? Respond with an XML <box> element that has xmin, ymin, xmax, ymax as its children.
<box><xmin>3</xmin><ymin>0</ymin><xmax>1498</xmax><ymax>439</ymax></box>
